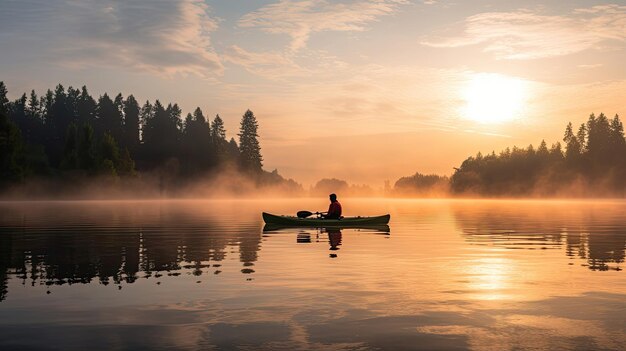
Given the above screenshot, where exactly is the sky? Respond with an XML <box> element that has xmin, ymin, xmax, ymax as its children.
<box><xmin>1</xmin><ymin>0</ymin><xmax>624</xmax><ymax>186</ymax></box>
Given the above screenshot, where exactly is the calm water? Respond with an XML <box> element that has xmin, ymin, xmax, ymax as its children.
<box><xmin>0</xmin><ymin>199</ymin><xmax>625</xmax><ymax>350</ymax></box>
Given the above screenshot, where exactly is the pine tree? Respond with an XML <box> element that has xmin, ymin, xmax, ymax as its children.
<box><xmin>167</xmin><ymin>103</ymin><xmax>182</xmax><ymax>130</ymax></box>
<box><xmin>563</xmin><ymin>122</ymin><xmax>580</xmax><ymax>160</ymax></box>
<box><xmin>66</xmin><ymin>86</ymin><xmax>80</xmax><ymax>125</ymax></box>
<box><xmin>587</xmin><ymin>113</ymin><xmax>612</xmax><ymax>159</ymax></box>
<box><xmin>575</xmin><ymin>124</ymin><xmax>586</xmax><ymax>153</ymax></box>
<box><xmin>28</xmin><ymin>90</ymin><xmax>40</xmax><ymax>120</ymax></box>
<box><xmin>42</xmin><ymin>89</ymin><xmax>54</xmax><ymax>126</ymax></box>
<box><xmin>114</xmin><ymin>93</ymin><xmax>124</xmax><ymax>115</ymax></box>
<box><xmin>77</xmin><ymin>86</ymin><xmax>97</xmax><ymax>126</ymax></box>
<box><xmin>193</xmin><ymin>107</ymin><xmax>206</xmax><ymax>124</ymax></box>
<box><xmin>23</xmin><ymin>90</ymin><xmax>44</xmax><ymax>145</ymax></box>
<box><xmin>139</xmin><ymin>100</ymin><xmax>153</xmax><ymax>141</ymax></box>
<box><xmin>211</xmin><ymin>114</ymin><xmax>227</xmax><ymax>161</ymax></box>
<box><xmin>183</xmin><ymin>112</ymin><xmax>194</xmax><ymax>133</ymax></box>
<box><xmin>0</xmin><ymin>82</ymin><xmax>9</xmax><ymax>116</ymax></box>
<box><xmin>52</xmin><ymin>84</ymin><xmax>69</xmax><ymax>131</ymax></box>
<box><xmin>123</xmin><ymin>95</ymin><xmax>140</xmax><ymax>153</ymax></box>
<box><xmin>609</xmin><ymin>114</ymin><xmax>625</xmax><ymax>149</ymax></box>
<box><xmin>211</xmin><ymin>114</ymin><xmax>226</xmax><ymax>141</ymax></box>
<box><xmin>97</xmin><ymin>93</ymin><xmax>124</xmax><ymax>145</ymax></box>
<box><xmin>238</xmin><ymin>109</ymin><xmax>262</xmax><ymax>172</ymax></box>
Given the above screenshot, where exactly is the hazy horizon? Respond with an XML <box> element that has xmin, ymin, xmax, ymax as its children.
<box><xmin>1</xmin><ymin>1</ymin><xmax>625</xmax><ymax>186</ymax></box>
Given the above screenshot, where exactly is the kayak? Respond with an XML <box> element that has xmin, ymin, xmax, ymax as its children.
<box><xmin>262</xmin><ymin>212</ymin><xmax>390</xmax><ymax>227</ymax></box>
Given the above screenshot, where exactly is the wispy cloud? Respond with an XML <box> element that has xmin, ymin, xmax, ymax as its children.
<box><xmin>0</xmin><ymin>0</ymin><xmax>222</xmax><ymax>77</ymax></box>
<box><xmin>421</xmin><ymin>4</ymin><xmax>626</xmax><ymax>59</ymax></box>
<box><xmin>577</xmin><ymin>63</ymin><xmax>604</xmax><ymax>69</ymax></box>
<box><xmin>223</xmin><ymin>45</ymin><xmax>309</xmax><ymax>79</ymax></box>
<box><xmin>238</xmin><ymin>0</ymin><xmax>408</xmax><ymax>52</ymax></box>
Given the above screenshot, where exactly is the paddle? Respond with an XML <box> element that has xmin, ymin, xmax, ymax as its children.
<box><xmin>297</xmin><ymin>210</ymin><xmax>326</xmax><ymax>218</ymax></box>
<box><xmin>297</xmin><ymin>210</ymin><xmax>313</xmax><ymax>218</ymax></box>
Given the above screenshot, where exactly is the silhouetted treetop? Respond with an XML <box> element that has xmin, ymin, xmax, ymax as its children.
<box><xmin>452</xmin><ymin>113</ymin><xmax>625</xmax><ymax>196</ymax></box>
<box><xmin>0</xmin><ymin>82</ymin><xmax>9</xmax><ymax>116</ymax></box>
<box><xmin>238</xmin><ymin>109</ymin><xmax>262</xmax><ymax>172</ymax></box>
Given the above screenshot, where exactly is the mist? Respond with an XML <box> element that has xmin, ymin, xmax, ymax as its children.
<box><xmin>0</xmin><ymin>166</ymin><xmax>306</xmax><ymax>200</ymax></box>
<box><xmin>2</xmin><ymin>166</ymin><xmax>625</xmax><ymax>201</ymax></box>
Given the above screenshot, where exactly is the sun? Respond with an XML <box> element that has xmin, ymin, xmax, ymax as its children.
<box><xmin>461</xmin><ymin>73</ymin><xmax>528</xmax><ymax>124</ymax></box>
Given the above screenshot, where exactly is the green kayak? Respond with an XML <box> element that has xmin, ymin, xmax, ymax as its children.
<box><xmin>262</xmin><ymin>212</ymin><xmax>390</xmax><ymax>227</ymax></box>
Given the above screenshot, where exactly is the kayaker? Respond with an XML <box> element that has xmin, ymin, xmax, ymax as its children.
<box><xmin>322</xmin><ymin>193</ymin><xmax>342</xmax><ymax>219</ymax></box>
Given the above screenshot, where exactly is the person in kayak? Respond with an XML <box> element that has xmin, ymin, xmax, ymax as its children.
<box><xmin>322</xmin><ymin>193</ymin><xmax>342</xmax><ymax>219</ymax></box>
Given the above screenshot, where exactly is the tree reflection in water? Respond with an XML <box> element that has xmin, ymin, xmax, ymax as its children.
<box><xmin>0</xmin><ymin>203</ymin><xmax>262</xmax><ymax>302</ymax></box>
<box><xmin>452</xmin><ymin>203</ymin><xmax>625</xmax><ymax>271</ymax></box>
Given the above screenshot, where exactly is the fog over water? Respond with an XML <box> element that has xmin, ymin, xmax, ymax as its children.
<box><xmin>0</xmin><ymin>199</ymin><xmax>624</xmax><ymax>350</ymax></box>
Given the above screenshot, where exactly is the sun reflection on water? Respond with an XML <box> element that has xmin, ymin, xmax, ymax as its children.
<box><xmin>465</xmin><ymin>256</ymin><xmax>515</xmax><ymax>300</ymax></box>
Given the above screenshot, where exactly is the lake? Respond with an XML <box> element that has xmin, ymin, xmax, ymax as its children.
<box><xmin>0</xmin><ymin>199</ymin><xmax>625</xmax><ymax>350</ymax></box>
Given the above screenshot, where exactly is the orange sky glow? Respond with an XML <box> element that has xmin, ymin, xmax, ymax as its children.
<box><xmin>1</xmin><ymin>1</ymin><xmax>624</xmax><ymax>186</ymax></box>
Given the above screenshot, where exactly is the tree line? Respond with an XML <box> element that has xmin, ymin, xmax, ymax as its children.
<box><xmin>0</xmin><ymin>81</ymin><xmax>296</xmax><ymax>193</ymax></box>
<box><xmin>308</xmin><ymin>114</ymin><xmax>625</xmax><ymax>198</ymax></box>
<box><xmin>450</xmin><ymin>113</ymin><xmax>626</xmax><ymax>196</ymax></box>
<box><xmin>2</xmin><ymin>80</ymin><xmax>623</xmax><ymax>198</ymax></box>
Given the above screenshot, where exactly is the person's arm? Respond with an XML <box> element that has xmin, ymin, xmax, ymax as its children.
<box><xmin>321</xmin><ymin>204</ymin><xmax>332</xmax><ymax>218</ymax></box>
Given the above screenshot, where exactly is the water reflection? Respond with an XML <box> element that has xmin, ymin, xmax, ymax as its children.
<box><xmin>0</xmin><ymin>201</ymin><xmax>263</xmax><ymax>301</ymax></box>
<box><xmin>262</xmin><ymin>224</ymin><xmax>390</xmax><ymax>233</ymax></box>
<box><xmin>263</xmin><ymin>225</ymin><xmax>390</xmax><ymax>259</ymax></box>
<box><xmin>327</xmin><ymin>228</ymin><xmax>342</xmax><ymax>254</ymax></box>
<box><xmin>1</xmin><ymin>200</ymin><xmax>625</xmax><ymax>350</ymax></box>
<box><xmin>452</xmin><ymin>201</ymin><xmax>626</xmax><ymax>271</ymax></box>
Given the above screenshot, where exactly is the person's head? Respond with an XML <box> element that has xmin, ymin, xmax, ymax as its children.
<box><xmin>329</xmin><ymin>193</ymin><xmax>337</xmax><ymax>202</ymax></box>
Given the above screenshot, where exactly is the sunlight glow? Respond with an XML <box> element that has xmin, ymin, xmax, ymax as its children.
<box><xmin>466</xmin><ymin>256</ymin><xmax>513</xmax><ymax>300</ymax></box>
<box><xmin>462</xmin><ymin>74</ymin><xmax>528</xmax><ymax>124</ymax></box>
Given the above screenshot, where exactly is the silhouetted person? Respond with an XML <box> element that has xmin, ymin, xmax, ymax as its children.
<box><xmin>322</xmin><ymin>193</ymin><xmax>342</xmax><ymax>219</ymax></box>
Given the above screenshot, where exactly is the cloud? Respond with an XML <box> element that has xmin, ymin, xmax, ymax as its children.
<box><xmin>577</xmin><ymin>63</ymin><xmax>604</xmax><ymax>69</ymax></box>
<box><xmin>223</xmin><ymin>45</ymin><xmax>309</xmax><ymax>79</ymax></box>
<box><xmin>421</xmin><ymin>5</ymin><xmax>626</xmax><ymax>59</ymax></box>
<box><xmin>238</xmin><ymin>0</ymin><xmax>408</xmax><ymax>52</ymax></box>
<box><xmin>0</xmin><ymin>0</ymin><xmax>223</xmax><ymax>78</ymax></box>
